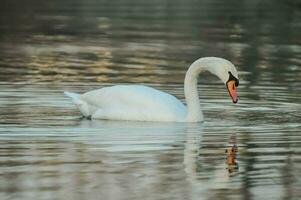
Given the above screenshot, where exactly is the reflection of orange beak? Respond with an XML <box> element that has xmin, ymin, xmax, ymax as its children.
<box><xmin>227</xmin><ymin>80</ymin><xmax>238</xmax><ymax>103</ymax></box>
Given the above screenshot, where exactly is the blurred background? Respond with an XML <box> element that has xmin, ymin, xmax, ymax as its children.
<box><xmin>1</xmin><ymin>0</ymin><xmax>300</xmax><ymax>84</ymax></box>
<box><xmin>0</xmin><ymin>0</ymin><xmax>301</xmax><ymax>200</ymax></box>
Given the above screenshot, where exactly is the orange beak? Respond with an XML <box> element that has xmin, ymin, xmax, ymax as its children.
<box><xmin>227</xmin><ymin>80</ymin><xmax>238</xmax><ymax>103</ymax></box>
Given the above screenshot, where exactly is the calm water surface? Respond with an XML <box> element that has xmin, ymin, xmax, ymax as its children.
<box><xmin>0</xmin><ymin>0</ymin><xmax>301</xmax><ymax>199</ymax></box>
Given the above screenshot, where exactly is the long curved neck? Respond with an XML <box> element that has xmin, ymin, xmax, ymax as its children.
<box><xmin>184</xmin><ymin>60</ymin><xmax>206</xmax><ymax>122</ymax></box>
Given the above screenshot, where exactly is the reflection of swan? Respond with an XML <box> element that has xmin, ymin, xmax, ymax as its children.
<box><xmin>65</xmin><ymin>57</ymin><xmax>239</xmax><ymax>122</ymax></box>
<box><xmin>184</xmin><ymin>131</ymin><xmax>241</xmax><ymax>195</ymax></box>
<box><xmin>77</xmin><ymin>119</ymin><xmax>188</xmax><ymax>152</ymax></box>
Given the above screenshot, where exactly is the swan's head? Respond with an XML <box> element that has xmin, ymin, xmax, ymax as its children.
<box><xmin>197</xmin><ymin>57</ymin><xmax>239</xmax><ymax>103</ymax></box>
<box><xmin>226</xmin><ymin>71</ymin><xmax>239</xmax><ymax>104</ymax></box>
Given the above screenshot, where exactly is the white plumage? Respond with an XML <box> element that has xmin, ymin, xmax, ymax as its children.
<box><xmin>64</xmin><ymin>57</ymin><xmax>239</xmax><ymax>122</ymax></box>
<box><xmin>65</xmin><ymin>85</ymin><xmax>187</xmax><ymax>121</ymax></box>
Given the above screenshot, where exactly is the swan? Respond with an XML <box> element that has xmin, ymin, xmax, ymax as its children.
<box><xmin>64</xmin><ymin>57</ymin><xmax>239</xmax><ymax>122</ymax></box>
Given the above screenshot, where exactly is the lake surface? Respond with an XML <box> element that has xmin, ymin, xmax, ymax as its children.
<box><xmin>0</xmin><ymin>0</ymin><xmax>301</xmax><ymax>199</ymax></box>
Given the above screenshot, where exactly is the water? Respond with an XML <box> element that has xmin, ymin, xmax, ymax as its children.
<box><xmin>0</xmin><ymin>0</ymin><xmax>301</xmax><ymax>199</ymax></box>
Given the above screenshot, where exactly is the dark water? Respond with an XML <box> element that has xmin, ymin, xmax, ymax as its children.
<box><xmin>0</xmin><ymin>0</ymin><xmax>301</xmax><ymax>199</ymax></box>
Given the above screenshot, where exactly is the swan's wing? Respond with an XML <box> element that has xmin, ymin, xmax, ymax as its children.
<box><xmin>80</xmin><ymin>85</ymin><xmax>187</xmax><ymax>121</ymax></box>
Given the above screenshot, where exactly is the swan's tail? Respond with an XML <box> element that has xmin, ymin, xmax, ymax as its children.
<box><xmin>64</xmin><ymin>91</ymin><xmax>81</xmax><ymax>102</ymax></box>
<box><xmin>64</xmin><ymin>91</ymin><xmax>91</xmax><ymax>117</ymax></box>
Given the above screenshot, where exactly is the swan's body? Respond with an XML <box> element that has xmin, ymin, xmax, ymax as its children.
<box><xmin>65</xmin><ymin>85</ymin><xmax>187</xmax><ymax>122</ymax></box>
<box><xmin>65</xmin><ymin>57</ymin><xmax>239</xmax><ymax>122</ymax></box>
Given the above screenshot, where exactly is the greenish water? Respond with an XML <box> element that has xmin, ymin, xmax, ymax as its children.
<box><xmin>0</xmin><ymin>0</ymin><xmax>301</xmax><ymax>199</ymax></box>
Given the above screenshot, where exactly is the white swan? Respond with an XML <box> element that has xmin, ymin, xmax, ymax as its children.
<box><xmin>64</xmin><ymin>57</ymin><xmax>239</xmax><ymax>122</ymax></box>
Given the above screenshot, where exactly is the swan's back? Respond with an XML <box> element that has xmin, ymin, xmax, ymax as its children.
<box><xmin>77</xmin><ymin>85</ymin><xmax>187</xmax><ymax>121</ymax></box>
